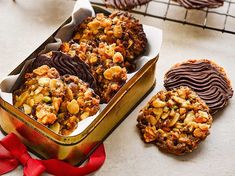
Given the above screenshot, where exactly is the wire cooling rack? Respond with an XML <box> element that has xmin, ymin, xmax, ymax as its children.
<box><xmin>90</xmin><ymin>0</ymin><xmax>235</xmax><ymax>34</ymax></box>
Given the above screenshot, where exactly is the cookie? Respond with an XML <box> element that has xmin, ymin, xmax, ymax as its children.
<box><xmin>73</xmin><ymin>12</ymin><xmax>147</xmax><ymax>62</ymax></box>
<box><xmin>175</xmin><ymin>0</ymin><xmax>224</xmax><ymax>9</ymax></box>
<box><xmin>105</xmin><ymin>0</ymin><xmax>151</xmax><ymax>10</ymax></box>
<box><xmin>13</xmin><ymin>65</ymin><xmax>100</xmax><ymax>135</ymax></box>
<box><xmin>60</xmin><ymin>41</ymin><xmax>127</xmax><ymax>103</ymax></box>
<box><xmin>164</xmin><ymin>59</ymin><xmax>233</xmax><ymax>114</ymax></box>
<box><xmin>137</xmin><ymin>87</ymin><xmax>212</xmax><ymax>155</ymax></box>
<box><xmin>31</xmin><ymin>51</ymin><xmax>97</xmax><ymax>92</ymax></box>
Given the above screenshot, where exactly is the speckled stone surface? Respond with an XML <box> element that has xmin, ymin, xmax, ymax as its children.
<box><xmin>1</xmin><ymin>0</ymin><xmax>235</xmax><ymax>176</ymax></box>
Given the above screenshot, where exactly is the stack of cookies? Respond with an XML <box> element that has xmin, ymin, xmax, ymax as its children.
<box><xmin>13</xmin><ymin>12</ymin><xmax>147</xmax><ymax>135</ymax></box>
<box><xmin>137</xmin><ymin>59</ymin><xmax>233</xmax><ymax>155</ymax></box>
<box><xmin>60</xmin><ymin>12</ymin><xmax>147</xmax><ymax>103</ymax></box>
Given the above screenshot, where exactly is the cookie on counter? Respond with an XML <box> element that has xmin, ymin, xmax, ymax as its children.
<box><xmin>137</xmin><ymin>86</ymin><xmax>212</xmax><ymax>155</ymax></box>
<box><xmin>60</xmin><ymin>41</ymin><xmax>127</xmax><ymax>103</ymax></box>
<box><xmin>13</xmin><ymin>65</ymin><xmax>100</xmax><ymax>135</ymax></box>
<box><xmin>73</xmin><ymin>12</ymin><xmax>147</xmax><ymax>62</ymax></box>
<box><xmin>104</xmin><ymin>0</ymin><xmax>151</xmax><ymax>10</ymax></box>
<box><xmin>164</xmin><ymin>59</ymin><xmax>233</xmax><ymax>114</ymax></box>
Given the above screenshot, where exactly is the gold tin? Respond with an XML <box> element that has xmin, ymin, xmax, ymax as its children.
<box><xmin>0</xmin><ymin>7</ymin><xmax>158</xmax><ymax>165</ymax></box>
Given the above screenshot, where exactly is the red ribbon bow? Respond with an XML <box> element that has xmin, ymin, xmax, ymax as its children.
<box><xmin>0</xmin><ymin>133</ymin><xmax>106</xmax><ymax>176</ymax></box>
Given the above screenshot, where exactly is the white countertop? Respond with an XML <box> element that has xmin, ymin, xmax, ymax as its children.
<box><xmin>1</xmin><ymin>0</ymin><xmax>235</xmax><ymax>176</ymax></box>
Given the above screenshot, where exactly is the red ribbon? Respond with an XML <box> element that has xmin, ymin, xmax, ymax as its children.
<box><xmin>0</xmin><ymin>133</ymin><xmax>106</xmax><ymax>176</ymax></box>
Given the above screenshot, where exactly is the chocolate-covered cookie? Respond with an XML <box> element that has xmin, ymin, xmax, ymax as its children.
<box><xmin>175</xmin><ymin>0</ymin><xmax>224</xmax><ymax>9</ymax></box>
<box><xmin>164</xmin><ymin>59</ymin><xmax>233</xmax><ymax>114</ymax></box>
<box><xmin>31</xmin><ymin>51</ymin><xmax>97</xmax><ymax>92</ymax></box>
<box><xmin>105</xmin><ymin>0</ymin><xmax>151</xmax><ymax>10</ymax></box>
<box><xmin>137</xmin><ymin>86</ymin><xmax>212</xmax><ymax>155</ymax></box>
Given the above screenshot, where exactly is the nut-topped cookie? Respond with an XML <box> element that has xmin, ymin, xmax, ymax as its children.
<box><xmin>13</xmin><ymin>65</ymin><xmax>100</xmax><ymax>135</ymax></box>
<box><xmin>73</xmin><ymin>12</ymin><xmax>147</xmax><ymax>62</ymax></box>
<box><xmin>164</xmin><ymin>59</ymin><xmax>233</xmax><ymax>114</ymax></box>
<box><xmin>60</xmin><ymin>41</ymin><xmax>127</xmax><ymax>103</ymax></box>
<box><xmin>137</xmin><ymin>87</ymin><xmax>212</xmax><ymax>155</ymax></box>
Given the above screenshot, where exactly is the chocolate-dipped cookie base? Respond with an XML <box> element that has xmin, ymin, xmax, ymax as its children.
<box><xmin>31</xmin><ymin>51</ymin><xmax>97</xmax><ymax>92</ymax></box>
<box><xmin>164</xmin><ymin>59</ymin><xmax>233</xmax><ymax>114</ymax></box>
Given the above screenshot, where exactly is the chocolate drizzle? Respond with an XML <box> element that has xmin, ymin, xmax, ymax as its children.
<box><xmin>175</xmin><ymin>0</ymin><xmax>224</xmax><ymax>9</ymax></box>
<box><xmin>105</xmin><ymin>0</ymin><xmax>151</xmax><ymax>10</ymax></box>
<box><xmin>31</xmin><ymin>51</ymin><xmax>97</xmax><ymax>92</ymax></box>
<box><xmin>164</xmin><ymin>60</ymin><xmax>233</xmax><ymax>114</ymax></box>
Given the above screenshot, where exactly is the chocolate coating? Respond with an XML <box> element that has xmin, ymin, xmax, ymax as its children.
<box><xmin>175</xmin><ymin>0</ymin><xmax>224</xmax><ymax>9</ymax></box>
<box><xmin>105</xmin><ymin>0</ymin><xmax>151</xmax><ymax>10</ymax></box>
<box><xmin>164</xmin><ymin>60</ymin><xmax>233</xmax><ymax>114</ymax></box>
<box><xmin>31</xmin><ymin>51</ymin><xmax>97</xmax><ymax>92</ymax></box>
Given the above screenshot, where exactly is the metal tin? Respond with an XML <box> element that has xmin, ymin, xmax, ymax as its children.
<box><xmin>0</xmin><ymin>6</ymin><xmax>158</xmax><ymax>165</ymax></box>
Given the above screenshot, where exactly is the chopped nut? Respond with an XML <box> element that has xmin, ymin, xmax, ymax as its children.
<box><xmin>52</xmin><ymin>97</ymin><xmax>61</xmax><ymax>112</ymax></box>
<box><xmin>33</xmin><ymin>94</ymin><xmax>44</xmax><ymax>104</ymax></box>
<box><xmin>29</xmin><ymin>99</ymin><xmax>35</xmax><ymax>107</ymax></box>
<box><xmin>194</xmin><ymin>117</ymin><xmax>208</xmax><ymax>123</ymax></box>
<box><xmin>199</xmin><ymin>124</ymin><xmax>210</xmax><ymax>131</ymax></box>
<box><xmin>113</xmin><ymin>25</ymin><xmax>123</xmax><ymax>38</ymax></box>
<box><xmin>161</xmin><ymin>112</ymin><xmax>169</xmax><ymax>119</ymax></box>
<box><xmin>80</xmin><ymin>112</ymin><xmax>90</xmax><ymax>120</ymax></box>
<box><xmin>113</xmin><ymin>52</ymin><xmax>124</xmax><ymax>63</ymax></box>
<box><xmin>184</xmin><ymin>111</ymin><xmax>195</xmax><ymax>123</ymax></box>
<box><xmin>67</xmin><ymin>87</ymin><xmax>74</xmax><ymax>100</ymax></box>
<box><xmin>43</xmin><ymin>96</ymin><xmax>51</xmax><ymax>103</ymax></box>
<box><xmin>172</xmin><ymin>96</ymin><xmax>185</xmax><ymax>104</ymax></box>
<box><xmin>89</xmin><ymin>55</ymin><xmax>98</xmax><ymax>63</ymax></box>
<box><xmin>179</xmin><ymin>108</ymin><xmax>186</xmax><ymax>115</ymax></box>
<box><xmin>182</xmin><ymin>100</ymin><xmax>191</xmax><ymax>108</ymax></box>
<box><xmin>33</xmin><ymin>65</ymin><xmax>50</xmax><ymax>76</ymax></box>
<box><xmin>49</xmin><ymin>79</ymin><xmax>57</xmax><ymax>90</ymax></box>
<box><xmin>169</xmin><ymin>109</ymin><xmax>176</xmax><ymax>117</ymax></box>
<box><xmin>177</xmin><ymin>89</ymin><xmax>186</xmax><ymax>99</ymax></box>
<box><xmin>198</xmin><ymin>110</ymin><xmax>209</xmax><ymax>119</ymax></box>
<box><xmin>152</xmin><ymin>99</ymin><xmax>166</xmax><ymax>108</ymax></box>
<box><xmin>193</xmin><ymin>128</ymin><xmax>206</xmax><ymax>138</ymax></box>
<box><xmin>167</xmin><ymin>99</ymin><xmax>175</xmax><ymax>107</ymax></box>
<box><xmin>14</xmin><ymin>91</ymin><xmax>29</xmax><ymax>108</ymax></box>
<box><xmin>152</xmin><ymin>108</ymin><xmax>163</xmax><ymax>116</ymax></box>
<box><xmin>67</xmin><ymin>99</ymin><xmax>80</xmax><ymax>114</ymax></box>
<box><xmin>49</xmin><ymin>122</ymin><xmax>61</xmax><ymax>133</ymax></box>
<box><xmin>23</xmin><ymin>104</ymin><xmax>32</xmax><ymax>114</ymax></box>
<box><xmin>169</xmin><ymin>113</ymin><xmax>180</xmax><ymax>127</ymax></box>
<box><xmin>38</xmin><ymin>113</ymin><xmax>57</xmax><ymax>125</ymax></box>
<box><xmin>103</xmin><ymin>66</ymin><xmax>123</xmax><ymax>80</ymax></box>
<box><xmin>36</xmin><ymin>108</ymin><xmax>47</xmax><ymax>119</ymax></box>
<box><xmin>163</xmin><ymin>106</ymin><xmax>169</xmax><ymax>112</ymax></box>
<box><xmin>144</xmin><ymin>126</ymin><xmax>157</xmax><ymax>142</ymax></box>
<box><xmin>147</xmin><ymin>115</ymin><xmax>158</xmax><ymax>126</ymax></box>
<box><xmin>38</xmin><ymin>77</ymin><xmax>50</xmax><ymax>86</ymax></box>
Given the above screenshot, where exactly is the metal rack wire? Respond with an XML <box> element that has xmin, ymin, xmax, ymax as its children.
<box><xmin>90</xmin><ymin>0</ymin><xmax>235</xmax><ymax>34</ymax></box>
